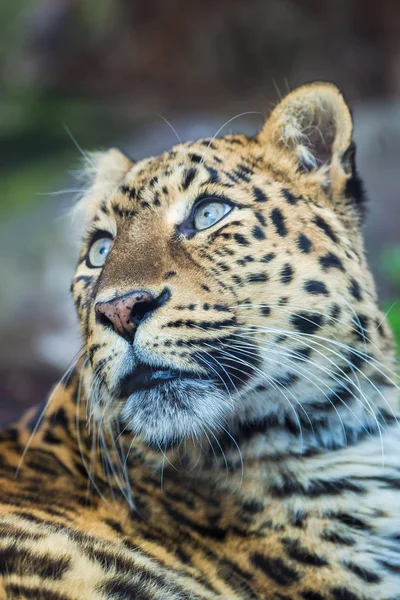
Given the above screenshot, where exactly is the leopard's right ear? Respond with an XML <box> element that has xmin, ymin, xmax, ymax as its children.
<box><xmin>257</xmin><ymin>82</ymin><xmax>367</xmax><ymax>224</ymax></box>
<box><xmin>72</xmin><ymin>148</ymin><xmax>133</xmax><ymax>228</ymax></box>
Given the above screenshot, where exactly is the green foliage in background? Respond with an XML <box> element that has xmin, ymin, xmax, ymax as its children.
<box><xmin>381</xmin><ymin>245</ymin><xmax>400</xmax><ymax>358</ymax></box>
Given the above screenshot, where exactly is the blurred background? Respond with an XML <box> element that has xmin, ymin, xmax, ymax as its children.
<box><xmin>1</xmin><ymin>0</ymin><xmax>399</xmax><ymax>422</ymax></box>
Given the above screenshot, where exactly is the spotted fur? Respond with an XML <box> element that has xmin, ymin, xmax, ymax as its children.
<box><xmin>0</xmin><ymin>83</ymin><xmax>399</xmax><ymax>599</ymax></box>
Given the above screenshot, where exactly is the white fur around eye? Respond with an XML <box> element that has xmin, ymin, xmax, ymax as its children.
<box><xmin>88</xmin><ymin>237</ymin><xmax>112</xmax><ymax>268</ymax></box>
<box><xmin>193</xmin><ymin>201</ymin><xmax>231</xmax><ymax>230</ymax></box>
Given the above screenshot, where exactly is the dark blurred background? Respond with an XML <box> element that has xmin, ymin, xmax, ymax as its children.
<box><xmin>1</xmin><ymin>0</ymin><xmax>399</xmax><ymax>422</ymax></box>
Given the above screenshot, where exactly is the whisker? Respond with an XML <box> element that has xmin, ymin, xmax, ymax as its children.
<box><xmin>63</xmin><ymin>124</ymin><xmax>94</xmax><ymax>166</ymax></box>
<box><xmin>201</xmin><ymin>111</ymin><xmax>263</xmax><ymax>164</ymax></box>
<box><xmin>157</xmin><ymin>113</ymin><xmax>182</xmax><ymax>145</ymax></box>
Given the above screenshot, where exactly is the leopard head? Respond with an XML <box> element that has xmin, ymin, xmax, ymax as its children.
<box><xmin>71</xmin><ymin>83</ymin><xmax>396</xmax><ymax>451</ymax></box>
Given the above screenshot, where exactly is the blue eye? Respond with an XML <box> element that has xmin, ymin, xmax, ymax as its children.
<box><xmin>193</xmin><ymin>201</ymin><xmax>232</xmax><ymax>231</ymax></box>
<box><xmin>88</xmin><ymin>237</ymin><xmax>112</xmax><ymax>268</ymax></box>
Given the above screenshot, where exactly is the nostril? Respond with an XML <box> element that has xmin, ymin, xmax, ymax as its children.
<box><xmin>130</xmin><ymin>300</ymin><xmax>152</xmax><ymax>324</ymax></box>
<box><xmin>95</xmin><ymin>306</ymin><xmax>116</xmax><ymax>330</ymax></box>
<box><xmin>130</xmin><ymin>288</ymin><xmax>171</xmax><ymax>325</ymax></box>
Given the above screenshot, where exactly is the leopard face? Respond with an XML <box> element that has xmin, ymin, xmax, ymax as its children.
<box><xmin>71</xmin><ymin>83</ymin><xmax>395</xmax><ymax>449</ymax></box>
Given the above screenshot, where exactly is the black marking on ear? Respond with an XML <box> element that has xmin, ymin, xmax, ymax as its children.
<box><xmin>282</xmin><ymin>189</ymin><xmax>298</xmax><ymax>205</ymax></box>
<box><xmin>304</xmin><ymin>280</ymin><xmax>329</xmax><ymax>295</ymax></box>
<box><xmin>100</xmin><ymin>202</ymin><xmax>110</xmax><ymax>215</ymax></box>
<box><xmin>253</xmin><ymin>187</ymin><xmax>268</xmax><ymax>203</ymax></box>
<box><xmin>271</xmin><ymin>208</ymin><xmax>287</xmax><ymax>236</ymax></box>
<box><xmin>342</xmin><ymin>142</ymin><xmax>368</xmax><ymax>221</ymax></box>
<box><xmin>261</xmin><ymin>252</ymin><xmax>276</xmax><ymax>263</ymax></box>
<box><xmin>297</xmin><ymin>233</ymin><xmax>312</xmax><ymax>253</ymax></box>
<box><xmin>280</xmin><ymin>264</ymin><xmax>294</xmax><ymax>284</ymax></box>
<box><xmin>349</xmin><ymin>278</ymin><xmax>362</xmax><ymax>301</ymax></box>
<box><xmin>182</xmin><ymin>168</ymin><xmax>197</xmax><ymax>190</ymax></box>
<box><xmin>319</xmin><ymin>252</ymin><xmax>345</xmax><ymax>272</ymax></box>
<box><xmin>252</xmin><ymin>225</ymin><xmax>265</xmax><ymax>240</ymax></box>
<box><xmin>291</xmin><ymin>312</ymin><xmax>324</xmax><ymax>334</ymax></box>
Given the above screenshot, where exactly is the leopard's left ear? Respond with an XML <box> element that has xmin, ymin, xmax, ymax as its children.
<box><xmin>72</xmin><ymin>148</ymin><xmax>134</xmax><ymax>232</ymax></box>
<box><xmin>258</xmin><ymin>82</ymin><xmax>366</xmax><ymax>221</ymax></box>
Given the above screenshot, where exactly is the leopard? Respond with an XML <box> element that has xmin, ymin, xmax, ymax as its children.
<box><xmin>0</xmin><ymin>82</ymin><xmax>399</xmax><ymax>600</ymax></box>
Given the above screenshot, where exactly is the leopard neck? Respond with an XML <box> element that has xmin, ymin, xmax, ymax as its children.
<box><xmin>19</xmin><ymin>362</ymin><xmax>399</xmax><ymax>506</ymax></box>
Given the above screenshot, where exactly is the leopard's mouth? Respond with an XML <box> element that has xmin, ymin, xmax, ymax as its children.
<box><xmin>118</xmin><ymin>362</ymin><xmax>200</xmax><ymax>396</ymax></box>
<box><xmin>116</xmin><ymin>361</ymin><xmax>231</xmax><ymax>446</ymax></box>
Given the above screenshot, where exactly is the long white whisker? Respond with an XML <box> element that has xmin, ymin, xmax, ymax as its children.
<box><xmin>157</xmin><ymin>113</ymin><xmax>182</xmax><ymax>145</ymax></box>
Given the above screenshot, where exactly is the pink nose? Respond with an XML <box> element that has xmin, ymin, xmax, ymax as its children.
<box><xmin>95</xmin><ymin>291</ymin><xmax>154</xmax><ymax>338</ymax></box>
<box><xmin>95</xmin><ymin>288</ymin><xmax>171</xmax><ymax>340</ymax></box>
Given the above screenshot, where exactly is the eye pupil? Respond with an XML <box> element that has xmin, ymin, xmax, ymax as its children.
<box><xmin>88</xmin><ymin>236</ymin><xmax>112</xmax><ymax>268</ymax></box>
<box><xmin>193</xmin><ymin>200</ymin><xmax>232</xmax><ymax>231</ymax></box>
